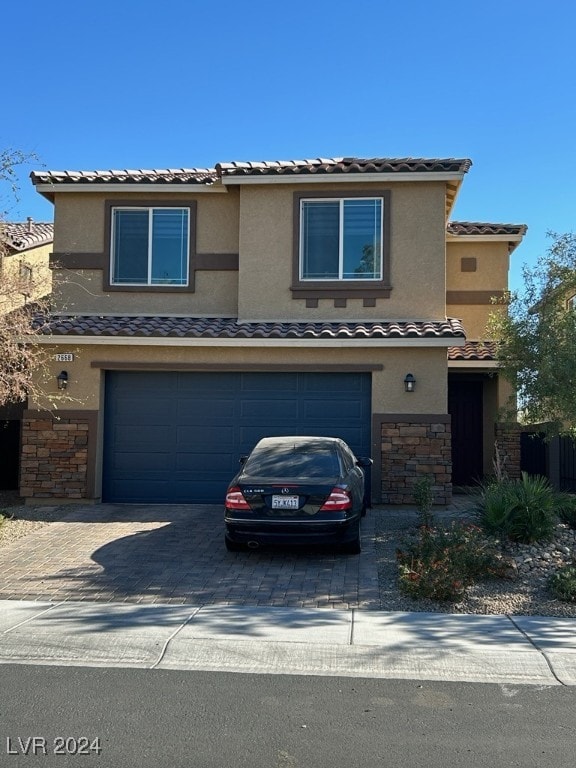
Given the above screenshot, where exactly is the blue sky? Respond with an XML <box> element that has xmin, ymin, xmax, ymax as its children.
<box><xmin>3</xmin><ymin>0</ymin><xmax>575</xmax><ymax>292</ymax></box>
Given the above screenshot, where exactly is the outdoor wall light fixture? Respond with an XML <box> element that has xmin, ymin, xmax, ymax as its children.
<box><xmin>404</xmin><ymin>373</ymin><xmax>416</xmax><ymax>393</ymax></box>
<box><xmin>57</xmin><ymin>370</ymin><xmax>69</xmax><ymax>390</ymax></box>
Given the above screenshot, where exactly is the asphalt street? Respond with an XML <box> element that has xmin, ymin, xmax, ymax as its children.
<box><xmin>1</xmin><ymin>665</ymin><xmax>574</xmax><ymax>768</ymax></box>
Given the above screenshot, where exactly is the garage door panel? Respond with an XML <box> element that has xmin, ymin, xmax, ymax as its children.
<box><xmin>175</xmin><ymin>452</ymin><xmax>235</xmax><ymax>472</ymax></box>
<box><xmin>240</xmin><ymin>373</ymin><xmax>298</xmax><ymax>392</ymax></box>
<box><xmin>302</xmin><ymin>373</ymin><xmax>368</xmax><ymax>393</ymax></box>
<box><xmin>112</xmin><ymin>425</ymin><xmax>174</xmax><ymax>448</ymax></box>
<box><xmin>240</xmin><ymin>400</ymin><xmax>299</xmax><ymax>419</ymax></box>
<box><xmin>112</xmin><ymin>453</ymin><xmax>173</xmax><ymax>472</ymax></box>
<box><xmin>111</xmin><ymin>401</ymin><xmax>175</xmax><ymax>425</ymax></box>
<box><xmin>176</xmin><ymin>425</ymin><xmax>235</xmax><ymax>451</ymax></box>
<box><xmin>302</xmin><ymin>399</ymin><xmax>364</xmax><ymax>420</ymax></box>
<box><xmin>107</xmin><ymin>479</ymin><xmax>172</xmax><ymax>503</ymax></box>
<box><xmin>176</xmin><ymin>399</ymin><xmax>236</xmax><ymax>421</ymax></box>
<box><xmin>177</xmin><ymin>373</ymin><xmax>237</xmax><ymax>393</ymax></box>
<box><xmin>103</xmin><ymin>371</ymin><xmax>371</xmax><ymax>503</ymax></box>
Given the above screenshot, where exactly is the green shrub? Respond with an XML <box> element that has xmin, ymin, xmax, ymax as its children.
<box><xmin>477</xmin><ymin>472</ymin><xmax>568</xmax><ymax>544</ymax></box>
<box><xmin>413</xmin><ymin>476</ymin><xmax>434</xmax><ymax>528</ymax></box>
<box><xmin>557</xmin><ymin>498</ymin><xmax>576</xmax><ymax>530</ymax></box>
<box><xmin>396</xmin><ymin>523</ymin><xmax>504</xmax><ymax>602</ymax></box>
<box><xmin>548</xmin><ymin>566</ymin><xmax>576</xmax><ymax>603</ymax></box>
<box><xmin>476</xmin><ymin>479</ymin><xmax>516</xmax><ymax>536</ymax></box>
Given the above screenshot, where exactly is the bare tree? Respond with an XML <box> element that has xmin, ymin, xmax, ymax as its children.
<box><xmin>0</xmin><ymin>148</ymin><xmax>53</xmax><ymax>406</ymax></box>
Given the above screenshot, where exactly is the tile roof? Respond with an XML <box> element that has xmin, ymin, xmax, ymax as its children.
<box><xmin>30</xmin><ymin>168</ymin><xmax>217</xmax><ymax>186</ymax></box>
<box><xmin>447</xmin><ymin>221</ymin><xmax>527</xmax><ymax>237</ymax></box>
<box><xmin>448</xmin><ymin>341</ymin><xmax>496</xmax><ymax>361</ymax></box>
<box><xmin>1</xmin><ymin>221</ymin><xmax>54</xmax><ymax>251</ymax></box>
<box><xmin>216</xmin><ymin>157</ymin><xmax>472</xmax><ymax>177</ymax></box>
<box><xmin>31</xmin><ymin>157</ymin><xmax>472</xmax><ymax>187</ymax></box>
<box><xmin>34</xmin><ymin>315</ymin><xmax>466</xmax><ymax>341</ymax></box>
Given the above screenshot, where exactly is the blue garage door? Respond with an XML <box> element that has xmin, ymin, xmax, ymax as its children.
<box><xmin>103</xmin><ymin>371</ymin><xmax>371</xmax><ymax>503</ymax></box>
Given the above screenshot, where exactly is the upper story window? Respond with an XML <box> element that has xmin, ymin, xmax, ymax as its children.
<box><xmin>567</xmin><ymin>294</ymin><xmax>576</xmax><ymax>310</ymax></box>
<box><xmin>300</xmin><ymin>198</ymin><xmax>383</xmax><ymax>281</ymax></box>
<box><xmin>111</xmin><ymin>207</ymin><xmax>189</xmax><ymax>286</ymax></box>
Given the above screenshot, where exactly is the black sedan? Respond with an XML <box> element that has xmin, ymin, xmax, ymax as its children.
<box><xmin>224</xmin><ymin>436</ymin><xmax>372</xmax><ymax>554</ymax></box>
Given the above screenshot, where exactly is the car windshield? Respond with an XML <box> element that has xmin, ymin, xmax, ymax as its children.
<box><xmin>243</xmin><ymin>447</ymin><xmax>340</xmax><ymax>479</ymax></box>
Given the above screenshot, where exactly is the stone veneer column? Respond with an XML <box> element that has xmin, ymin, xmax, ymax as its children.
<box><xmin>494</xmin><ymin>422</ymin><xmax>522</xmax><ymax>480</ymax></box>
<box><xmin>378</xmin><ymin>415</ymin><xmax>452</xmax><ymax>505</ymax></box>
<box><xmin>20</xmin><ymin>411</ymin><xmax>97</xmax><ymax>500</ymax></box>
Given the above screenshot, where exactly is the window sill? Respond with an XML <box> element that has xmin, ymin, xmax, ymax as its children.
<box><xmin>290</xmin><ymin>283</ymin><xmax>392</xmax><ymax>299</ymax></box>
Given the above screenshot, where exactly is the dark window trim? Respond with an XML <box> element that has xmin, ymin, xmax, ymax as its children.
<box><xmin>103</xmin><ymin>199</ymin><xmax>198</xmax><ymax>293</ymax></box>
<box><xmin>291</xmin><ymin>190</ymin><xmax>392</xmax><ymax>300</ymax></box>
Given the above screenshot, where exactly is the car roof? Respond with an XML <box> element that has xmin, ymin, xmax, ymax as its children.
<box><xmin>252</xmin><ymin>436</ymin><xmax>345</xmax><ymax>451</ymax></box>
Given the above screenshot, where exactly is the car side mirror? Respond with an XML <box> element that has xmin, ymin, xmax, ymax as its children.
<box><xmin>356</xmin><ymin>457</ymin><xmax>373</xmax><ymax>468</ymax></box>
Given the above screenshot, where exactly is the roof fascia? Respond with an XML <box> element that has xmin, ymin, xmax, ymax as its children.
<box><xmin>220</xmin><ymin>172</ymin><xmax>468</xmax><ymax>186</ymax></box>
<box><xmin>33</xmin><ymin>183</ymin><xmax>227</xmax><ymax>200</ymax></box>
<box><xmin>448</xmin><ymin>360</ymin><xmax>499</xmax><ymax>369</ymax></box>
<box><xmin>36</xmin><ymin>336</ymin><xmax>465</xmax><ymax>348</ymax></box>
<box><xmin>446</xmin><ymin>234</ymin><xmax>524</xmax><ymax>243</ymax></box>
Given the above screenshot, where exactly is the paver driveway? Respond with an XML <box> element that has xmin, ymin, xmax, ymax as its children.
<box><xmin>0</xmin><ymin>505</ymin><xmax>380</xmax><ymax>608</ymax></box>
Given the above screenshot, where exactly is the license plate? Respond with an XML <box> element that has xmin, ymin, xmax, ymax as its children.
<box><xmin>271</xmin><ymin>495</ymin><xmax>300</xmax><ymax>510</ymax></box>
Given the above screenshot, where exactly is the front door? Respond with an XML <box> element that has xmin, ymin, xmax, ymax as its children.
<box><xmin>448</xmin><ymin>379</ymin><xmax>484</xmax><ymax>486</ymax></box>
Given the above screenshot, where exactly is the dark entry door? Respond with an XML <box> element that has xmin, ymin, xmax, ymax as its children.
<box><xmin>448</xmin><ymin>379</ymin><xmax>484</xmax><ymax>486</ymax></box>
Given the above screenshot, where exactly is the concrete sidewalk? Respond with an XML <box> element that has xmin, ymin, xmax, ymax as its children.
<box><xmin>1</xmin><ymin>599</ymin><xmax>575</xmax><ymax>686</ymax></box>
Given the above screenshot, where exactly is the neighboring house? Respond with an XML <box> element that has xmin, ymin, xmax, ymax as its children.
<box><xmin>0</xmin><ymin>219</ymin><xmax>53</xmax><ymax>490</ymax></box>
<box><xmin>22</xmin><ymin>157</ymin><xmax>525</xmax><ymax>505</ymax></box>
<box><xmin>0</xmin><ymin>219</ymin><xmax>53</xmax><ymax>312</ymax></box>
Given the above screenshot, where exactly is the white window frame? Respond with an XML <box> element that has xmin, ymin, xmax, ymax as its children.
<box><xmin>110</xmin><ymin>206</ymin><xmax>190</xmax><ymax>287</ymax></box>
<box><xmin>299</xmin><ymin>196</ymin><xmax>384</xmax><ymax>282</ymax></box>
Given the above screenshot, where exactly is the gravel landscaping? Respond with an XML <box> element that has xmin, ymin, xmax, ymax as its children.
<box><xmin>373</xmin><ymin>505</ymin><xmax>576</xmax><ymax>617</ymax></box>
<box><xmin>0</xmin><ymin>492</ymin><xmax>65</xmax><ymax>544</ymax></box>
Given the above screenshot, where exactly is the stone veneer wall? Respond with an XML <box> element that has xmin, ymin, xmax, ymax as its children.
<box><xmin>378</xmin><ymin>415</ymin><xmax>452</xmax><ymax>505</ymax></box>
<box><xmin>494</xmin><ymin>422</ymin><xmax>522</xmax><ymax>480</ymax></box>
<box><xmin>20</xmin><ymin>411</ymin><xmax>97</xmax><ymax>500</ymax></box>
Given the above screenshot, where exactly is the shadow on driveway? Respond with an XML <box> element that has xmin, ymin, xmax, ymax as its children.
<box><xmin>0</xmin><ymin>504</ymin><xmax>378</xmax><ymax>609</ymax></box>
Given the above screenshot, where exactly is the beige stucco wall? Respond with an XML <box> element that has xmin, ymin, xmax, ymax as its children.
<box><xmin>447</xmin><ymin>240</ymin><xmax>510</xmax><ymax>291</ymax></box>
<box><xmin>237</xmin><ymin>182</ymin><xmax>448</xmax><ymax>321</ymax></box>
<box><xmin>446</xmin><ymin>240</ymin><xmax>512</xmax><ymax>339</ymax></box>
<box><xmin>0</xmin><ymin>242</ymin><xmax>52</xmax><ymax>313</ymax></box>
<box><xmin>53</xmin><ymin>190</ymin><xmax>239</xmax><ymax>254</ymax></box>
<box><xmin>33</xmin><ymin>342</ymin><xmax>449</xmax><ymax>415</ymax></box>
<box><xmin>447</xmin><ymin>303</ymin><xmax>508</xmax><ymax>340</ymax></box>
<box><xmin>51</xmin><ymin>189</ymin><xmax>240</xmax><ymax>315</ymax></box>
<box><xmin>53</xmin><ymin>269</ymin><xmax>239</xmax><ymax>315</ymax></box>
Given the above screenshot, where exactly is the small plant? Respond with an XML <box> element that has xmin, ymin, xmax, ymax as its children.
<box><xmin>477</xmin><ymin>472</ymin><xmax>570</xmax><ymax>544</ymax></box>
<box><xmin>548</xmin><ymin>565</ymin><xmax>576</xmax><ymax>603</ymax></box>
<box><xmin>413</xmin><ymin>476</ymin><xmax>434</xmax><ymax>528</ymax></box>
<box><xmin>557</xmin><ymin>498</ymin><xmax>576</xmax><ymax>530</ymax></box>
<box><xmin>396</xmin><ymin>522</ymin><xmax>504</xmax><ymax>602</ymax></box>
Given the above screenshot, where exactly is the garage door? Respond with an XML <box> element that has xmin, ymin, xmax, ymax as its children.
<box><xmin>103</xmin><ymin>371</ymin><xmax>371</xmax><ymax>503</ymax></box>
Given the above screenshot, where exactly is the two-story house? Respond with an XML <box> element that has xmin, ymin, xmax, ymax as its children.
<box><xmin>23</xmin><ymin>157</ymin><xmax>525</xmax><ymax>505</ymax></box>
